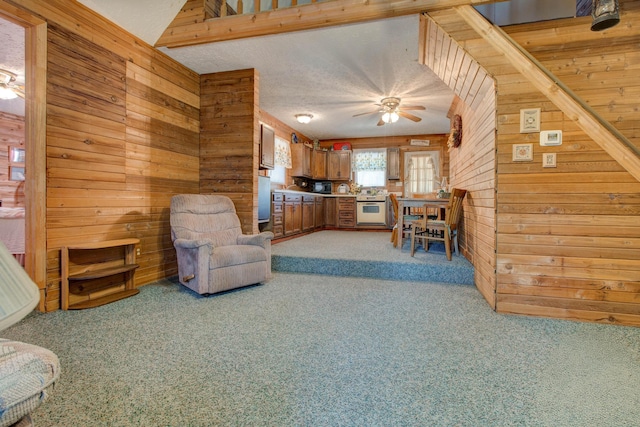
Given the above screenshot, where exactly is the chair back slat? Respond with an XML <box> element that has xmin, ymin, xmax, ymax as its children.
<box><xmin>444</xmin><ymin>188</ymin><xmax>467</xmax><ymax>226</ymax></box>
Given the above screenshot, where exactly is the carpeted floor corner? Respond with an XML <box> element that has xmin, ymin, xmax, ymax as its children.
<box><xmin>3</xmin><ymin>273</ymin><xmax>640</xmax><ymax>426</ymax></box>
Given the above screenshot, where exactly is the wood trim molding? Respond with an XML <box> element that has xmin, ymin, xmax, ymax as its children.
<box><xmin>156</xmin><ymin>0</ymin><xmax>507</xmax><ymax>48</ymax></box>
<box><xmin>0</xmin><ymin>2</ymin><xmax>48</xmax><ymax>310</ymax></box>
<box><xmin>454</xmin><ymin>5</ymin><xmax>640</xmax><ymax>183</ymax></box>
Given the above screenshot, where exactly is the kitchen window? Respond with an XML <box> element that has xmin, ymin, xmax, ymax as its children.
<box><xmin>404</xmin><ymin>151</ymin><xmax>440</xmax><ymax>197</ymax></box>
<box><xmin>353</xmin><ymin>148</ymin><xmax>386</xmax><ymax>187</ymax></box>
<box><xmin>269</xmin><ymin>136</ymin><xmax>292</xmax><ymax>184</ymax></box>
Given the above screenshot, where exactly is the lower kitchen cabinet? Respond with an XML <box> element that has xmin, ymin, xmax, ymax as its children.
<box><xmin>315</xmin><ymin>197</ymin><xmax>324</xmax><ymax>229</ymax></box>
<box><xmin>338</xmin><ymin>197</ymin><xmax>356</xmax><ymax>228</ymax></box>
<box><xmin>284</xmin><ymin>193</ymin><xmax>302</xmax><ymax>235</ymax></box>
<box><xmin>324</xmin><ymin>197</ymin><xmax>337</xmax><ymax>227</ymax></box>
<box><xmin>272</xmin><ymin>193</ymin><xmax>284</xmax><ymax>238</ymax></box>
<box><xmin>302</xmin><ymin>195</ymin><xmax>315</xmax><ymax>232</ymax></box>
<box><xmin>273</xmin><ymin>192</ymin><xmax>359</xmax><ymax>239</ymax></box>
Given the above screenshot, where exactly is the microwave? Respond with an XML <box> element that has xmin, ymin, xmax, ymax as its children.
<box><xmin>312</xmin><ymin>181</ymin><xmax>332</xmax><ymax>194</ymax></box>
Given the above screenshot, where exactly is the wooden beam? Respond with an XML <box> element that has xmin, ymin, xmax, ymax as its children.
<box><xmin>454</xmin><ymin>5</ymin><xmax>640</xmax><ymax>183</ymax></box>
<box><xmin>156</xmin><ymin>0</ymin><xmax>506</xmax><ymax>48</ymax></box>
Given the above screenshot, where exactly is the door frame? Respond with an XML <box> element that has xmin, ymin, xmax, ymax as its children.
<box><xmin>0</xmin><ymin>2</ymin><xmax>47</xmax><ymax>310</ymax></box>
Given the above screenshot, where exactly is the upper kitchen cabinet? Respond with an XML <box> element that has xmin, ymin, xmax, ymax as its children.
<box><xmin>328</xmin><ymin>150</ymin><xmax>351</xmax><ymax>181</ymax></box>
<box><xmin>387</xmin><ymin>147</ymin><xmax>400</xmax><ymax>180</ymax></box>
<box><xmin>312</xmin><ymin>149</ymin><xmax>327</xmax><ymax>180</ymax></box>
<box><xmin>260</xmin><ymin>124</ymin><xmax>275</xmax><ymax>170</ymax></box>
<box><xmin>291</xmin><ymin>143</ymin><xmax>312</xmax><ymax>177</ymax></box>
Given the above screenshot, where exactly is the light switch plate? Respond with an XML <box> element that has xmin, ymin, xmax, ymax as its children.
<box><xmin>543</xmin><ymin>153</ymin><xmax>557</xmax><ymax>168</ymax></box>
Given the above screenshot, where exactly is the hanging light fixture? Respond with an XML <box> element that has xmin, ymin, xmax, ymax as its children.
<box><xmin>295</xmin><ymin>114</ymin><xmax>313</xmax><ymax>124</ymax></box>
<box><xmin>380</xmin><ymin>97</ymin><xmax>401</xmax><ymax>124</ymax></box>
<box><xmin>591</xmin><ymin>0</ymin><xmax>620</xmax><ymax>31</ymax></box>
<box><xmin>381</xmin><ymin>110</ymin><xmax>399</xmax><ymax>124</ymax></box>
<box><xmin>0</xmin><ymin>69</ymin><xmax>20</xmax><ymax>100</ymax></box>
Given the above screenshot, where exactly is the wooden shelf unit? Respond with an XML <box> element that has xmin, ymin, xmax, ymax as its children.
<box><xmin>61</xmin><ymin>238</ymin><xmax>140</xmax><ymax>310</ymax></box>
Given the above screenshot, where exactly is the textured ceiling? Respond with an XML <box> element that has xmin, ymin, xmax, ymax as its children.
<box><xmin>0</xmin><ymin>18</ymin><xmax>24</xmax><ymax>117</ymax></box>
<box><xmin>159</xmin><ymin>15</ymin><xmax>455</xmax><ymax>140</ymax></box>
<box><xmin>0</xmin><ymin>0</ymin><xmax>577</xmax><ymax>140</ymax></box>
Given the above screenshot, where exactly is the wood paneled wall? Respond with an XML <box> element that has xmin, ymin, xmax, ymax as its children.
<box><xmin>429</xmin><ymin>4</ymin><xmax>640</xmax><ymax>326</ymax></box>
<box><xmin>9</xmin><ymin>0</ymin><xmax>201</xmax><ymax>311</ymax></box>
<box><xmin>200</xmin><ymin>69</ymin><xmax>259</xmax><ymax>234</ymax></box>
<box><xmin>421</xmin><ymin>16</ymin><xmax>497</xmax><ymax>308</ymax></box>
<box><xmin>0</xmin><ymin>112</ymin><xmax>25</xmax><ymax>207</ymax></box>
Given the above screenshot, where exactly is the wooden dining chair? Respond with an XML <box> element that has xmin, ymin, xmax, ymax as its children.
<box><xmin>410</xmin><ymin>188</ymin><xmax>467</xmax><ymax>260</ymax></box>
<box><xmin>389</xmin><ymin>193</ymin><xmax>421</xmax><ymax>248</ymax></box>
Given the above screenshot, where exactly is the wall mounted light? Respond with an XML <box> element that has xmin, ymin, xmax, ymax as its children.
<box><xmin>295</xmin><ymin>114</ymin><xmax>313</xmax><ymax>124</ymax></box>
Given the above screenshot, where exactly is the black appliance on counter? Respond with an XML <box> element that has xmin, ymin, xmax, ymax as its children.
<box><xmin>312</xmin><ymin>181</ymin><xmax>332</xmax><ymax>194</ymax></box>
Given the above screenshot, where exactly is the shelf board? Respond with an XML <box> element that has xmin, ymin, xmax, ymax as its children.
<box><xmin>67</xmin><ymin>289</ymin><xmax>139</xmax><ymax>310</ymax></box>
<box><xmin>68</xmin><ymin>264</ymin><xmax>139</xmax><ymax>281</ymax></box>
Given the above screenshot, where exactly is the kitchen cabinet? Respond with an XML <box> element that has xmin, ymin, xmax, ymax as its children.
<box><xmin>387</xmin><ymin>147</ymin><xmax>400</xmax><ymax>180</ymax></box>
<box><xmin>260</xmin><ymin>124</ymin><xmax>275</xmax><ymax>170</ymax></box>
<box><xmin>337</xmin><ymin>197</ymin><xmax>355</xmax><ymax>228</ymax></box>
<box><xmin>315</xmin><ymin>197</ymin><xmax>324</xmax><ymax>229</ymax></box>
<box><xmin>302</xmin><ymin>195</ymin><xmax>315</xmax><ymax>232</ymax></box>
<box><xmin>328</xmin><ymin>150</ymin><xmax>351</xmax><ymax>181</ymax></box>
<box><xmin>291</xmin><ymin>143</ymin><xmax>312</xmax><ymax>177</ymax></box>
<box><xmin>312</xmin><ymin>149</ymin><xmax>328</xmax><ymax>179</ymax></box>
<box><xmin>272</xmin><ymin>193</ymin><xmax>284</xmax><ymax>238</ymax></box>
<box><xmin>284</xmin><ymin>193</ymin><xmax>302</xmax><ymax>235</ymax></box>
<box><xmin>324</xmin><ymin>197</ymin><xmax>337</xmax><ymax>227</ymax></box>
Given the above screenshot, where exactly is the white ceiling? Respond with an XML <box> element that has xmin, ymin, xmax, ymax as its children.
<box><xmin>0</xmin><ymin>18</ymin><xmax>24</xmax><ymax>117</ymax></box>
<box><xmin>79</xmin><ymin>0</ymin><xmax>455</xmax><ymax>140</ymax></box>
<box><xmin>0</xmin><ymin>0</ymin><xmax>577</xmax><ymax>140</ymax></box>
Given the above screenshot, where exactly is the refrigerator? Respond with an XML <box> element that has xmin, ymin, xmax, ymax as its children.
<box><xmin>258</xmin><ymin>175</ymin><xmax>271</xmax><ymax>223</ymax></box>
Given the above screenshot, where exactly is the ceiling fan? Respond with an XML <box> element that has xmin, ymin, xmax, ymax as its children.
<box><xmin>353</xmin><ymin>97</ymin><xmax>426</xmax><ymax>126</ymax></box>
<box><xmin>0</xmin><ymin>69</ymin><xmax>24</xmax><ymax>100</ymax></box>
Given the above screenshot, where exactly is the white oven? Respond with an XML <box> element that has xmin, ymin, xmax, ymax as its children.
<box><xmin>356</xmin><ymin>195</ymin><xmax>387</xmax><ymax>225</ymax></box>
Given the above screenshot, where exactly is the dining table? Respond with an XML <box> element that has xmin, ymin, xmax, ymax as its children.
<box><xmin>396</xmin><ymin>197</ymin><xmax>449</xmax><ymax>250</ymax></box>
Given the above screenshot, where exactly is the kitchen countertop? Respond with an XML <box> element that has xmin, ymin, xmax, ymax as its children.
<box><xmin>274</xmin><ymin>189</ymin><xmax>357</xmax><ymax>197</ymax></box>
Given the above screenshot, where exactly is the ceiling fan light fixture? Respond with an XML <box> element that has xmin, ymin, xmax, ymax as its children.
<box><xmin>382</xmin><ymin>111</ymin><xmax>399</xmax><ymax>124</ymax></box>
<box><xmin>0</xmin><ymin>86</ymin><xmax>17</xmax><ymax>100</ymax></box>
<box><xmin>295</xmin><ymin>114</ymin><xmax>313</xmax><ymax>124</ymax></box>
<box><xmin>0</xmin><ymin>69</ymin><xmax>19</xmax><ymax>100</ymax></box>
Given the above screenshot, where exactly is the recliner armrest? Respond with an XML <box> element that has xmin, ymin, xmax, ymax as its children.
<box><xmin>173</xmin><ymin>238</ymin><xmax>213</xmax><ymax>249</ymax></box>
<box><xmin>237</xmin><ymin>232</ymin><xmax>274</xmax><ymax>248</ymax></box>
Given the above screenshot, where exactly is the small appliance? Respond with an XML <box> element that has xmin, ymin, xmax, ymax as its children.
<box><xmin>312</xmin><ymin>181</ymin><xmax>332</xmax><ymax>194</ymax></box>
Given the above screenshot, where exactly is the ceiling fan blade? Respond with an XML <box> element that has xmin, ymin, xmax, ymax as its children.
<box><xmin>400</xmin><ymin>105</ymin><xmax>426</xmax><ymax>111</ymax></box>
<box><xmin>13</xmin><ymin>85</ymin><xmax>25</xmax><ymax>99</ymax></box>
<box><xmin>377</xmin><ymin>118</ymin><xmax>386</xmax><ymax>126</ymax></box>
<box><xmin>352</xmin><ymin>109</ymin><xmax>381</xmax><ymax>117</ymax></box>
<box><xmin>399</xmin><ymin>111</ymin><xmax>422</xmax><ymax>122</ymax></box>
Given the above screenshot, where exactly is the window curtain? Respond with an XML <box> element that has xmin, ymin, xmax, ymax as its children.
<box><xmin>405</xmin><ymin>153</ymin><xmax>437</xmax><ymax>195</ymax></box>
<box><xmin>274</xmin><ymin>136</ymin><xmax>292</xmax><ymax>168</ymax></box>
<box><xmin>352</xmin><ymin>149</ymin><xmax>386</xmax><ymax>172</ymax></box>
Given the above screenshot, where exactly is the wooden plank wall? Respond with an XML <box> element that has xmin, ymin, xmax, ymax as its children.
<box><xmin>0</xmin><ymin>112</ymin><xmax>25</xmax><ymax>207</ymax></box>
<box><xmin>10</xmin><ymin>0</ymin><xmax>201</xmax><ymax>311</ymax></box>
<box><xmin>430</xmin><ymin>4</ymin><xmax>640</xmax><ymax>326</ymax></box>
<box><xmin>200</xmin><ymin>69</ymin><xmax>259</xmax><ymax>234</ymax></box>
<box><xmin>420</xmin><ymin>16</ymin><xmax>497</xmax><ymax>308</ymax></box>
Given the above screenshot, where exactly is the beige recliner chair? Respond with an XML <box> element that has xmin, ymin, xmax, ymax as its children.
<box><xmin>170</xmin><ymin>194</ymin><xmax>274</xmax><ymax>295</ymax></box>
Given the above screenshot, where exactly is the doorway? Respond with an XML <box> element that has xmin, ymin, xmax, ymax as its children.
<box><xmin>0</xmin><ymin>2</ymin><xmax>47</xmax><ymax>310</ymax></box>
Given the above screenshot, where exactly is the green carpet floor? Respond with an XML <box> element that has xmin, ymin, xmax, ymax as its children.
<box><xmin>4</xmin><ymin>273</ymin><xmax>640</xmax><ymax>426</ymax></box>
